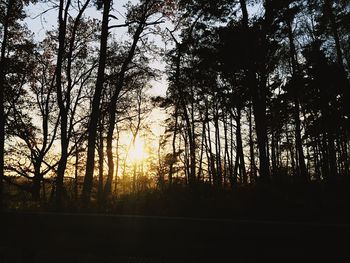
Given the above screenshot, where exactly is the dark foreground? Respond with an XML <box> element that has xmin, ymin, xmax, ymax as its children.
<box><xmin>1</xmin><ymin>212</ymin><xmax>350</xmax><ymax>262</ymax></box>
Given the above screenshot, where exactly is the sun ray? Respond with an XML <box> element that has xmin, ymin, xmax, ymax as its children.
<box><xmin>128</xmin><ymin>136</ymin><xmax>147</xmax><ymax>163</ymax></box>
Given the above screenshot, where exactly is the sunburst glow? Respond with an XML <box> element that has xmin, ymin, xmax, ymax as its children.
<box><xmin>128</xmin><ymin>137</ymin><xmax>147</xmax><ymax>162</ymax></box>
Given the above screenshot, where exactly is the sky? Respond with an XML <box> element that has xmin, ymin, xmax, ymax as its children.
<box><xmin>23</xmin><ymin>0</ymin><xmax>168</xmax><ymax>149</ymax></box>
<box><xmin>25</xmin><ymin>2</ymin><xmax>167</xmax><ymax>97</ymax></box>
<box><xmin>24</xmin><ymin>1</ymin><xmax>133</xmax><ymax>40</ymax></box>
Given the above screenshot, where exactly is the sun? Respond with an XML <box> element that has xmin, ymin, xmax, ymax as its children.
<box><xmin>128</xmin><ymin>137</ymin><xmax>147</xmax><ymax>162</ymax></box>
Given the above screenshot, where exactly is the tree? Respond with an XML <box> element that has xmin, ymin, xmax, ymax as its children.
<box><xmin>82</xmin><ymin>0</ymin><xmax>111</xmax><ymax>203</ymax></box>
<box><xmin>103</xmin><ymin>0</ymin><xmax>165</xmax><ymax>199</ymax></box>
<box><xmin>0</xmin><ymin>0</ymin><xmax>34</xmax><ymax>206</ymax></box>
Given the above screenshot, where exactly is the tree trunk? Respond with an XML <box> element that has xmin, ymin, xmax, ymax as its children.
<box><xmin>240</xmin><ymin>0</ymin><xmax>270</xmax><ymax>181</ymax></box>
<box><xmin>223</xmin><ymin>113</ymin><xmax>230</xmax><ymax>187</ymax></box>
<box><xmin>239</xmin><ymin>0</ymin><xmax>249</xmax><ymax>27</ymax></box>
<box><xmin>198</xmin><ymin>116</ymin><xmax>206</xmax><ymax>183</ymax></box>
<box><xmin>271</xmin><ymin>130</ymin><xmax>277</xmax><ymax>177</ymax></box>
<box><xmin>252</xmin><ymin>81</ymin><xmax>270</xmax><ymax>181</ymax></box>
<box><xmin>104</xmin><ymin>20</ymin><xmax>144</xmax><ymax>198</ymax></box>
<box><xmin>286</xmin><ymin>124</ymin><xmax>296</xmax><ymax>177</ymax></box>
<box><xmin>168</xmin><ymin>105</ymin><xmax>178</xmax><ymax>187</ymax></box>
<box><xmin>55</xmin><ymin>0</ymin><xmax>71</xmax><ymax>208</ymax></box>
<box><xmin>214</xmin><ymin>107</ymin><xmax>222</xmax><ymax>187</ymax></box>
<box><xmin>248</xmin><ymin>104</ymin><xmax>257</xmax><ymax>183</ymax></box>
<box><xmin>113</xmin><ymin>125</ymin><xmax>120</xmax><ymax>195</ymax></box>
<box><xmin>206</xmin><ymin>109</ymin><xmax>215</xmax><ymax>185</ymax></box>
<box><xmin>82</xmin><ymin>0</ymin><xmax>111</xmax><ymax>203</ymax></box>
<box><xmin>0</xmin><ymin>0</ymin><xmax>12</xmax><ymax>208</ymax></box>
<box><xmin>97</xmin><ymin>118</ymin><xmax>104</xmax><ymax>203</ymax></box>
<box><xmin>236</xmin><ymin>109</ymin><xmax>247</xmax><ymax>185</ymax></box>
<box><xmin>32</xmin><ymin>164</ymin><xmax>42</xmax><ymax>201</ymax></box>
<box><xmin>287</xmin><ymin>17</ymin><xmax>308</xmax><ymax>182</ymax></box>
<box><xmin>74</xmin><ymin>142</ymin><xmax>79</xmax><ymax>200</ymax></box>
<box><xmin>203</xmin><ymin>120</ymin><xmax>212</xmax><ymax>184</ymax></box>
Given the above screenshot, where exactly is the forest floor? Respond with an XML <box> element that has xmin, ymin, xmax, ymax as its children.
<box><xmin>1</xmin><ymin>178</ymin><xmax>350</xmax><ymax>262</ymax></box>
<box><xmin>1</xmin><ymin>209</ymin><xmax>350</xmax><ymax>262</ymax></box>
<box><xmin>4</xmin><ymin>177</ymin><xmax>350</xmax><ymax>221</ymax></box>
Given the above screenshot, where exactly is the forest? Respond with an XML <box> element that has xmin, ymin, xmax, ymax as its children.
<box><xmin>0</xmin><ymin>0</ymin><xmax>349</xmax><ymax>216</ymax></box>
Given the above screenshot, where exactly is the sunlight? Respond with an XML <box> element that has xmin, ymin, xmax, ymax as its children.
<box><xmin>128</xmin><ymin>137</ymin><xmax>147</xmax><ymax>163</ymax></box>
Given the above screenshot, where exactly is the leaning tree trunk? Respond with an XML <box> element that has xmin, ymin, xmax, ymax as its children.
<box><xmin>104</xmin><ymin>20</ymin><xmax>145</xmax><ymax>198</ymax></box>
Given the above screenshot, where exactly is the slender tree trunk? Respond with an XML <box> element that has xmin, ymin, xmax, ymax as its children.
<box><xmin>82</xmin><ymin>0</ymin><xmax>111</xmax><ymax>203</ymax></box>
<box><xmin>230</xmin><ymin>116</ymin><xmax>235</xmax><ymax>186</ymax></box>
<box><xmin>271</xmin><ymin>130</ymin><xmax>277</xmax><ymax>177</ymax></box>
<box><xmin>223</xmin><ymin>113</ymin><xmax>230</xmax><ymax>187</ymax></box>
<box><xmin>190</xmin><ymin>87</ymin><xmax>197</xmax><ymax>184</ymax></box>
<box><xmin>132</xmin><ymin>163</ymin><xmax>137</xmax><ymax>193</ymax></box>
<box><xmin>55</xmin><ymin>0</ymin><xmax>71</xmax><ymax>208</ymax></box>
<box><xmin>198</xmin><ymin>116</ymin><xmax>206</xmax><ymax>183</ymax></box>
<box><xmin>233</xmin><ymin>150</ymin><xmax>239</xmax><ymax>186</ymax></box>
<box><xmin>236</xmin><ymin>109</ymin><xmax>247</xmax><ymax>185</ymax></box>
<box><xmin>294</xmin><ymin>98</ymin><xmax>308</xmax><ymax>180</ymax></box>
<box><xmin>74</xmin><ymin>143</ymin><xmax>79</xmax><ymax>200</ymax></box>
<box><xmin>104</xmin><ymin>21</ymin><xmax>145</xmax><ymax>198</ymax></box>
<box><xmin>203</xmin><ymin>120</ymin><xmax>211</xmax><ymax>184</ymax></box>
<box><xmin>182</xmin><ymin>103</ymin><xmax>195</xmax><ymax>186</ymax></box>
<box><xmin>104</xmin><ymin>108</ymin><xmax>115</xmax><ymax>197</ymax></box>
<box><xmin>320</xmin><ymin>129</ymin><xmax>330</xmax><ymax>179</ymax></box>
<box><xmin>0</xmin><ymin>54</ymin><xmax>4</xmax><ymax>207</ymax></box>
<box><xmin>287</xmin><ymin>17</ymin><xmax>308</xmax><ymax>182</ymax></box>
<box><xmin>206</xmin><ymin>111</ymin><xmax>216</xmax><ymax>185</ymax></box>
<box><xmin>328</xmin><ymin>132</ymin><xmax>338</xmax><ymax>177</ymax></box>
<box><xmin>97</xmin><ymin>118</ymin><xmax>104</xmax><ymax>203</ymax></box>
<box><xmin>113</xmin><ymin>125</ymin><xmax>119</xmax><ymax>195</ymax></box>
<box><xmin>286</xmin><ymin>124</ymin><xmax>296</xmax><ymax>177</ymax></box>
<box><xmin>214</xmin><ymin>108</ymin><xmax>222</xmax><ymax>187</ymax></box>
<box><xmin>251</xmin><ymin>80</ymin><xmax>270</xmax><ymax>181</ymax></box>
<box><xmin>314</xmin><ymin>135</ymin><xmax>321</xmax><ymax>181</ymax></box>
<box><xmin>0</xmin><ymin>0</ymin><xmax>13</xmax><ymax>209</ymax></box>
<box><xmin>248</xmin><ymin>104</ymin><xmax>257</xmax><ymax>183</ymax></box>
<box><xmin>239</xmin><ymin>0</ymin><xmax>270</xmax><ymax>181</ymax></box>
<box><xmin>184</xmin><ymin>131</ymin><xmax>190</xmax><ymax>185</ymax></box>
<box><xmin>343</xmin><ymin>131</ymin><xmax>349</xmax><ymax>176</ymax></box>
<box><xmin>157</xmin><ymin>137</ymin><xmax>164</xmax><ymax>189</ymax></box>
<box><xmin>168</xmin><ymin>105</ymin><xmax>178</xmax><ymax>187</ymax></box>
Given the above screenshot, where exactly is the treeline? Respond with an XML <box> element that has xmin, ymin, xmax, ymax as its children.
<box><xmin>0</xmin><ymin>0</ymin><xmax>349</xmax><ymax>208</ymax></box>
<box><xmin>159</xmin><ymin>0</ymin><xmax>350</xmax><ymax>188</ymax></box>
<box><xmin>0</xmin><ymin>0</ymin><xmax>166</xmax><ymax>207</ymax></box>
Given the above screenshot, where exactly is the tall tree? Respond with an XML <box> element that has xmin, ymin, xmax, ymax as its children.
<box><xmin>103</xmin><ymin>0</ymin><xmax>164</xmax><ymax>198</ymax></box>
<box><xmin>82</xmin><ymin>0</ymin><xmax>111</xmax><ymax>203</ymax></box>
<box><xmin>0</xmin><ymin>0</ymin><xmax>32</xmax><ymax>206</ymax></box>
<box><xmin>55</xmin><ymin>0</ymin><xmax>92</xmax><ymax>206</ymax></box>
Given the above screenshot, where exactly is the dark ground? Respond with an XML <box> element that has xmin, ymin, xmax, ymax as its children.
<box><xmin>1</xmin><ymin>181</ymin><xmax>350</xmax><ymax>262</ymax></box>
<box><xmin>1</xmin><ymin>212</ymin><xmax>350</xmax><ymax>263</ymax></box>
